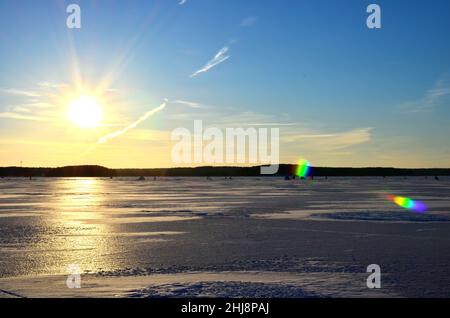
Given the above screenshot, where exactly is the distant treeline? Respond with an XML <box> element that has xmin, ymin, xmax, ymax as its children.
<box><xmin>0</xmin><ymin>165</ymin><xmax>113</xmax><ymax>177</ymax></box>
<box><xmin>0</xmin><ymin>165</ymin><xmax>449</xmax><ymax>177</ymax></box>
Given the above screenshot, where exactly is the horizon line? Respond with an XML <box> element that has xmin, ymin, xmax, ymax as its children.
<box><xmin>1</xmin><ymin>164</ymin><xmax>450</xmax><ymax>170</ymax></box>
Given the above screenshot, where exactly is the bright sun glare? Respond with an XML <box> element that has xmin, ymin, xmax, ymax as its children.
<box><xmin>67</xmin><ymin>96</ymin><xmax>103</xmax><ymax>128</ymax></box>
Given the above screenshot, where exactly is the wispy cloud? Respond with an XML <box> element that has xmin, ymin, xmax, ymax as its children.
<box><xmin>0</xmin><ymin>112</ymin><xmax>49</xmax><ymax>121</ymax></box>
<box><xmin>172</xmin><ymin>100</ymin><xmax>203</xmax><ymax>108</ymax></box>
<box><xmin>401</xmin><ymin>79</ymin><xmax>450</xmax><ymax>112</ymax></box>
<box><xmin>6</xmin><ymin>102</ymin><xmax>56</xmax><ymax>111</ymax></box>
<box><xmin>13</xmin><ymin>106</ymin><xmax>32</xmax><ymax>113</ymax></box>
<box><xmin>421</xmin><ymin>81</ymin><xmax>450</xmax><ymax>110</ymax></box>
<box><xmin>23</xmin><ymin>102</ymin><xmax>56</xmax><ymax>109</ymax></box>
<box><xmin>283</xmin><ymin>128</ymin><xmax>372</xmax><ymax>150</ymax></box>
<box><xmin>37</xmin><ymin>82</ymin><xmax>67</xmax><ymax>89</ymax></box>
<box><xmin>240</xmin><ymin>16</ymin><xmax>257</xmax><ymax>27</ymax></box>
<box><xmin>0</xmin><ymin>84</ymin><xmax>59</xmax><ymax>123</ymax></box>
<box><xmin>247</xmin><ymin>123</ymin><xmax>299</xmax><ymax>127</ymax></box>
<box><xmin>179</xmin><ymin>0</ymin><xmax>187</xmax><ymax>5</ymax></box>
<box><xmin>190</xmin><ymin>46</ymin><xmax>230</xmax><ymax>78</ymax></box>
<box><xmin>1</xmin><ymin>88</ymin><xmax>40</xmax><ymax>97</ymax></box>
<box><xmin>98</xmin><ymin>100</ymin><xmax>168</xmax><ymax>144</ymax></box>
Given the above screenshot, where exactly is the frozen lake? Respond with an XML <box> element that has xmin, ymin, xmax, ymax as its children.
<box><xmin>0</xmin><ymin>176</ymin><xmax>449</xmax><ymax>297</ymax></box>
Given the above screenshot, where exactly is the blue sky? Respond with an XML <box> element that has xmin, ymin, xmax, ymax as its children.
<box><xmin>0</xmin><ymin>0</ymin><xmax>449</xmax><ymax>168</ymax></box>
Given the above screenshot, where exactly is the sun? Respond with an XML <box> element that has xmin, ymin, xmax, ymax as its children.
<box><xmin>67</xmin><ymin>96</ymin><xmax>103</xmax><ymax>128</ymax></box>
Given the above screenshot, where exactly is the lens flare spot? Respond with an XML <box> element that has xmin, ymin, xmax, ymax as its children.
<box><xmin>296</xmin><ymin>159</ymin><xmax>311</xmax><ymax>178</ymax></box>
<box><xmin>387</xmin><ymin>195</ymin><xmax>427</xmax><ymax>213</ymax></box>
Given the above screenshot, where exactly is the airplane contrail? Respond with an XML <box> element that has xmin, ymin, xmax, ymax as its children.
<box><xmin>98</xmin><ymin>99</ymin><xmax>168</xmax><ymax>144</ymax></box>
<box><xmin>190</xmin><ymin>46</ymin><xmax>230</xmax><ymax>78</ymax></box>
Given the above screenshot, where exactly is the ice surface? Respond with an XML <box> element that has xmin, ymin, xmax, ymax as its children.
<box><xmin>0</xmin><ymin>176</ymin><xmax>449</xmax><ymax>297</ymax></box>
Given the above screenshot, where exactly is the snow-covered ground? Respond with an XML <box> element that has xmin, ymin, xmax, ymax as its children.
<box><xmin>0</xmin><ymin>177</ymin><xmax>449</xmax><ymax>297</ymax></box>
<box><xmin>0</xmin><ymin>271</ymin><xmax>392</xmax><ymax>298</ymax></box>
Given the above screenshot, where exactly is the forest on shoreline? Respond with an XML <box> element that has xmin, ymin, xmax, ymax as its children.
<box><xmin>1</xmin><ymin>165</ymin><xmax>449</xmax><ymax>177</ymax></box>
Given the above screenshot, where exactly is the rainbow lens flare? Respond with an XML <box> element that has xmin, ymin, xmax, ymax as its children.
<box><xmin>296</xmin><ymin>159</ymin><xmax>311</xmax><ymax>178</ymax></box>
<box><xmin>387</xmin><ymin>195</ymin><xmax>427</xmax><ymax>213</ymax></box>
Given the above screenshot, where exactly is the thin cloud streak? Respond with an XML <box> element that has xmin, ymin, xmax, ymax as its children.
<box><xmin>37</xmin><ymin>82</ymin><xmax>68</xmax><ymax>89</ymax></box>
<box><xmin>1</xmin><ymin>88</ymin><xmax>40</xmax><ymax>97</ymax></box>
<box><xmin>172</xmin><ymin>100</ymin><xmax>203</xmax><ymax>108</ymax></box>
<box><xmin>283</xmin><ymin>128</ymin><xmax>372</xmax><ymax>150</ymax></box>
<box><xmin>402</xmin><ymin>79</ymin><xmax>450</xmax><ymax>112</ymax></box>
<box><xmin>241</xmin><ymin>16</ymin><xmax>257</xmax><ymax>27</ymax></box>
<box><xmin>0</xmin><ymin>112</ymin><xmax>50</xmax><ymax>121</ymax></box>
<box><xmin>190</xmin><ymin>46</ymin><xmax>230</xmax><ymax>78</ymax></box>
<box><xmin>98</xmin><ymin>100</ymin><xmax>168</xmax><ymax>144</ymax></box>
<box><xmin>13</xmin><ymin>106</ymin><xmax>32</xmax><ymax>113</ymax></box>
<box><xmin>247</xmin><ymin>123</ymin><xmax>300</xmax><ymax>127</ymax></box>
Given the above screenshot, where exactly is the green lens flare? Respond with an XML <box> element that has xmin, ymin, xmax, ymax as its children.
<box><xmin>296</xmin><ymin>159</ymin><xmax>310</xmax><ymax>178</ymax></box>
